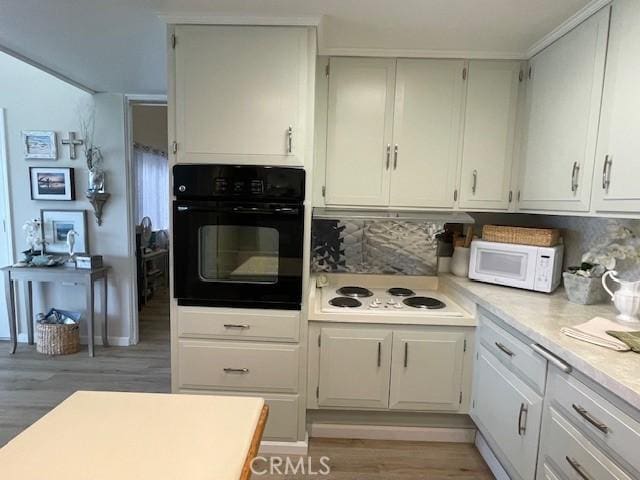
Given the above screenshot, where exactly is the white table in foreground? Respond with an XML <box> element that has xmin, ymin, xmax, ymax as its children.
<box><xmin>0</xmin><ymin>391</ymin><xmax>266</xmax><ymax>480</ymax></box>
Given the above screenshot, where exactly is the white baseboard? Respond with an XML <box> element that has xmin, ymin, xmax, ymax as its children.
<box><xmin>475</xmin><ymin>432</ymin><xmax>510</xmax><ymax>480</ymax></box>
<box><xmin>310</xmin><ymin>423</ymin><xmax>476</xmax><ymax>443</ymax></box>
<box><xmin>260</xmin><ymin>433</ymin><xmax>309</xmax><ymax>455</ymax></box>
<box><xmin>7</xmin><ymin>333</ymin><xmax>131</xmax><ymax>347</ymax></box>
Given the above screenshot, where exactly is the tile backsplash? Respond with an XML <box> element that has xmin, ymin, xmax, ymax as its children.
<box><xmin>312</xmin><ymin>213</ymin><xmax>640</xmax><ymax>281</ymax></box>
<box><xmin>312</xmin><ymin>219</ymin><xmax>443</xmax><ymax>275</ymax></box>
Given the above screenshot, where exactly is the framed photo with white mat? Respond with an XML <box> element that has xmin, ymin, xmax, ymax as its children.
<box><xmin>41</xmin><ymin>209</ymin><xmax>89</xmax><ymax>255</ymax></box>
<box><xmin>30</xmin><ymin>167</ymin><xmax>75</xmax><ymax>201</ymax></box>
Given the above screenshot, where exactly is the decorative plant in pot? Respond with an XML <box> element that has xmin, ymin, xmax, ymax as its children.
<box><xmin>564</xmin><ymin>222</ymin><xmax>640</xmax><ymax>305</ymax></box>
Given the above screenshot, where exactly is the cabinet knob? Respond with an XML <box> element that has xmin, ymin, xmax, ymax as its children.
<box><xmin>178</xmin><ymin>185</ymin><xmax>186</xmax><ymax>193</ymax></box>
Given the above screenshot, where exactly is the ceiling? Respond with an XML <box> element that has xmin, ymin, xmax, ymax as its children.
<box><xmin>0</xmin><ymin>0</ymin><xmax>593</xmax><ymax>94</ymax></box>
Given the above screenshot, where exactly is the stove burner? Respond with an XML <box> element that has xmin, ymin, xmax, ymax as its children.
<box><xmin>387</xmin><ymin>287</ymin><xmax>415</xmax><ymax>297</ymax></box>
<box><xmin>336</xmin><ymin>286</ymin><xmax>373</xmax><ymax>298</ymax></box>
<box><xmin>403</xmin><ymin>296</ymin><xmax>446</xmax><ymax>309</ymax></box>
<box><xmin>329</xmin><ymin>297</ymin><xmax>362</xmax><ymax>308</ymax></box>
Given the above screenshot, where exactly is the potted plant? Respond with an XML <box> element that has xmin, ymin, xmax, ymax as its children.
<box><xmin>563</xmin><ymin>262</ymin><xmax>608</xmax><ymax>305</ymax></box>
<box><xmin>564</xmin><ymin>222</ymin><xmax>640</xmax><ymax>305</ymax></box>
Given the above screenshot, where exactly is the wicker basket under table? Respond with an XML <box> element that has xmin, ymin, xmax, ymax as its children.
<box><xmin>482</xmin><ymin>225</ymin><xmax>560</xmax><ymax>247</ymax></box>
<box><xmin>36</xmin><ymin>323</ymin><xmax>80</xmax><ymax>355</ymax></box>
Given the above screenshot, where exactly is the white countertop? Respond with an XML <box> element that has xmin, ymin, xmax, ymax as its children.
<box><xmin>0</xmin><ymin>391</ymin><xmax>264</xmax><ymax>480</ymax></box>
<box><xmin>441</xmin><ymin>274</ymin><xmax>640</xmax><ymax>411</ymax></box>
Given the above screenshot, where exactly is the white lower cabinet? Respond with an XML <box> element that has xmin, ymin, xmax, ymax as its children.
<box><xmin>312</xmin><ymin>324</ymin><xmax>470</xmax><ymax>413</ymax></box>
<box><xmin>389</xmin><ymin>330</ymin><xmax>466</xmax><ymax>411</ymax></box>
<box><xmin>538</xmin><ymin>406</ymin><xmax>632</xmax><ymax>480</ymax></box>
<box><xmin>174</xmin><ymin>307</ymin><xmax>304</xmax><ymax>442</ymax></box>
<box><xmin>471</xmin><ymin>344</ymin><xmax>543</xmax><ymax>480</ymax></box>
<box><xmin>317</xmin><ymin>328</ymin><xmax>392</xmax><ymax>409</ymax></box>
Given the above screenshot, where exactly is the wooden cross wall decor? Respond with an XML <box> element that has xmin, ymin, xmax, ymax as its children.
<box><xmin>61</xmin><ymin>132</ymin><xmax>84</xmax><ymax>160</ymax></box>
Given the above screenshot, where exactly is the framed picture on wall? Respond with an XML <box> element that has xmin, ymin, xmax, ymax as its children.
<box><xmin>29</xmin><ymin>167</ymin><xmax>75</xmax><ymax>201</ymax></box>
<box><xmin>22</xmin><ymin>131</ymin><xmax>57</xmax><ymax>159</ymax></box>
<box><xmin>41</xmin><ymin>209</ymin><xmax>89</xmax><ymax>255</ymax></box>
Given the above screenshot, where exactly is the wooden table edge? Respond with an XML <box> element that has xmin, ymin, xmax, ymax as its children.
<box><xmin>240</xmin><ymin>405</ymin><xmax>269</xmax><ymax>480</ymax></box>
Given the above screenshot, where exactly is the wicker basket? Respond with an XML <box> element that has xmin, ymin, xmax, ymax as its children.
<box><xmin>36</xmin><ymin>323</ymin><xmax>80</xmax><ymax>355</ymax></box>
<box><xmin>482</xmin><ymin>225</ymin><xmax>561</xmax><ymax>247</ymax></box>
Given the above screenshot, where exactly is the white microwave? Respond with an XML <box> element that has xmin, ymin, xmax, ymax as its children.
<box><xmin>469</xmin><ymin>240</ymin><xmax>564</xmax><ymax>293</ymax></box>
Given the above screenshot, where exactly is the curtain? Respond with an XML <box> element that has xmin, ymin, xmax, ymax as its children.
<box><xmin>133</xmin><ymin>143</ymin><xmax>169</xmax><ymax>231</ymax></box>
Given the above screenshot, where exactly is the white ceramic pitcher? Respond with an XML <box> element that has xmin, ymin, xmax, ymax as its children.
<box><xmin>602</xmin><ymin>270</ymin><xmax>640</xmax><ymax>325</ymax></box>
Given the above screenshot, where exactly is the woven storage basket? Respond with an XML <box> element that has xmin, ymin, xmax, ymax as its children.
<box><xmin>482</xmin><ymin>225</ymin><xmax>560</xmax><ymax>247</ymax></box>
<box><xmin>36</xmin><ymin>323</ymin><xmax>80</xmax><ymax>355</ymax></box>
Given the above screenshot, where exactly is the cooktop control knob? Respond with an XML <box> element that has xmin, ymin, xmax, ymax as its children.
<box><xmin>387</xmin><ymin>299</ymin><xmax>397</xmax><ymax>305</ymax></box>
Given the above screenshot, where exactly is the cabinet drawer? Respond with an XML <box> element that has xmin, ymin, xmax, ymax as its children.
<box><xmin>539</xmin><ymin>406</ymin><xmax>632</xmax><ymax>480</ymax></box>
<box><xmin>178</xmin><ymin>340</ymin><xmax>299</xmax><ymax>393</ymax></box>
<box><xmin>548</xmin><ymin>369</ymin><xmax>640</xmax><ymax>473</ymax></box>
<box><xmin>177</xmin><ymin>307</ymin><xmax>300</xmax><ymax>343</ymax></box>
<box><xmin>479</xmin><ymin>312</ymin><xmax>547</xmax><ymax>393</ymax></box>
<box><xmin>179</xmin><ymin>390</ymin><xmax>300</xmax><ymax>442</ymax></box>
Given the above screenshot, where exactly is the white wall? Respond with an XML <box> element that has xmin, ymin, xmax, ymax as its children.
<box><xmin>132</xmin><ymin>105</ymin><xmax>167</xmax><ymax>152</ymax></box>
<box><xmin>0</xmin><ymin>52</ymin><xmax>134</xmax><ymax>344</ymax></box>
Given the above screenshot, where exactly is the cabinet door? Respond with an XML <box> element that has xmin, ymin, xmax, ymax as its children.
<box><xmin>389</xmin><ymin>59</ymin><xmax>465</xmax><ymax>208</ymax></box>
<box><xmin>471</xmin><ymin>345</ymin><xmax>543</xmax><ymax>480</ymax></box>
<box><xmin>459</xmin><ymin>61</ymin><xmax>521</xmax><ymax>211</ymax></box>
<box><xmin>325</xmin><ymin>58</ymin><xmax>395</xmax><ymax>206</ymax></box>
<box><xmin>318</xmin><ymin>328</ymin><xmax>392</xmax><ymax>409</ymax></box>
<box><xmin>518</xmin><ymin>8</ymin><xmax>609</xmax><ymax>212</ymax></box>
<box><xmin>174</xmin><ymin>26</ymin><xmax>308</xmax><ymax>164</ymax></box>
<box><xmin>389</xmin><ymin>330</ymin><xmax>466</xmax><ymax>411</ymax></box>
<box><xmin>593</xmin><ymin>0</ymin><xmax>640</xmax><ymax>213</ymax></box>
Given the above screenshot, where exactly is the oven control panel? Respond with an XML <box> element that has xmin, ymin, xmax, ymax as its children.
<box><xmin>173</xmin><ymin>164</ymin><xmax>304</xmax><ymax>201</ymax></box>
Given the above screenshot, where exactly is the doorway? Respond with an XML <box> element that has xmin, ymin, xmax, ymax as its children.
<box><xmin>126</xmin><ymin>99</ymin><xmax>168</xmax><ymax>343</ymax></box>
<box><xmin>0</xmin><ymin>108</ymin><xmax>14</xmax><ymax>339</ymax></box>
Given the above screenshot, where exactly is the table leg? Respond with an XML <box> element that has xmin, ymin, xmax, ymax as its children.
<box><xmin>102</xmin><ymin>277</ymin><xmax>109</xmax><ymax>347</ymax></box>
<box><xmin>26</xmin><ymin>281</ymin><xmax>34</xmax><ymax>345</ymax></box>
<box><xmin>4</xmin><ymin>270</ymin><xmax>17</xmax><ymax>354</ymax></box>
<box><xmin>86</xmin><ymin>281</ymin><xmax>95</xmax><ymax>357</ymax></box>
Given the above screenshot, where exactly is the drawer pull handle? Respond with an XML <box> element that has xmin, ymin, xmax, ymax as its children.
<box><xmin>223</xmin><ymin>368</ymin><xmax>249</xmax><ymax>374</ymax></box>
<box><xmin>566</xmin><ymin>456</ymin><xmax>593</xmax><ymax>480</ymax></box>
<box><xmin>495</xmin><ymin>342</ymin><xmax>514</xmax><ymax>357</ymax></box>
<box><xmin>377</xmin><ymin>342</ymin><xmax>382</xmax><ymax>367</ymax></box>
<box><xmin>572</xmin><ymin>404</ymin><xmax>609</xmax><ymax>434</ymax></box>
<box><xmin>223</xmin><ymin>324</ymin><xmax>250</xmax><ymax>329</ymax></box>
<box><xmin>530</xmin><ymin>343</ymin><xmax>572</xmax><ymax>373</ymax></box>
<box><xmin>517</xmin><ymin>402</ymin><xmax>528</xmax><ymax>436</ymax></box>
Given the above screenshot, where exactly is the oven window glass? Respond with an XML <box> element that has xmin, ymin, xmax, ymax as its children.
<box><xmin>478</xmin><ymin>250</ymin><xmax>526</xmax><ymax>279</ymax></box>
<box><xmin>199</xmin><ymin>226</ymin><xmax>279</xmax><ymax>283</ymax></box>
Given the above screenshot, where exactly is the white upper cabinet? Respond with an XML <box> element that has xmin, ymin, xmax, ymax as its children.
<box><xmin>389</xmin><ymin>59</ymin><xmax>465</xmax><ymax>208</ymax></box>
<box><xmin>459</xmin><ymin>61</ymin><xmax>521</xmax><ymax>211</ymax></box>
<box><xmin>518</xmin><ymin>8</ymin><xmax>610</xmax><ymax>212</ymax></box>
<box><xmin>325</xmin><ymin>58</ymin><xmax>396</xmax><ymax>206</ymax></box>
<box><xmin>174</xmin><ymin>26</ymin><xmax>309</xmax><ymax>165</ymax></box>
<box><xmin>592</xmin><ymin>0</ymin><xmax>640</xmax><ymax>214</ymax></box>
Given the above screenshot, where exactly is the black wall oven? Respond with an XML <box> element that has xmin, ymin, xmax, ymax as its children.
<box><xmin>173</xmin><ymin>164</ymin><xmax>305</xmax><ymax>310</ymax></box>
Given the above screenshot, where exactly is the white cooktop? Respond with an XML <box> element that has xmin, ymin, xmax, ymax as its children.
<box><xmin>320</xmin><ymin>284</ymin><xmax>466</xmax><ymax>318</ymax></box>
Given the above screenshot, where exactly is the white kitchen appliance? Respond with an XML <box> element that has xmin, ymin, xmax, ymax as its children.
<box><xmin>469</xmin><ymin>240</ymin><xmax>563</xmax><ymax>293</ymax></box>
<box><xmin>321</xmin><ymin>285</ymin><xmax>465</xmax><ymax>317</ymax></box>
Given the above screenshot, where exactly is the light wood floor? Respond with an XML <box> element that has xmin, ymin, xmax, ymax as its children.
<box><xmin>259</xmin><ymin>438</ymin><xmax>494</xmax><ymax>479</ymax></box>
<box><xmin>0</xmin><ymin>290</ymin><xmax>493</xmax><ymax>478</ymax></box>
<box><xmin>0</xmin><ymin>290</ymin><xmax>171</xmax><ymax>446</ymax></box>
